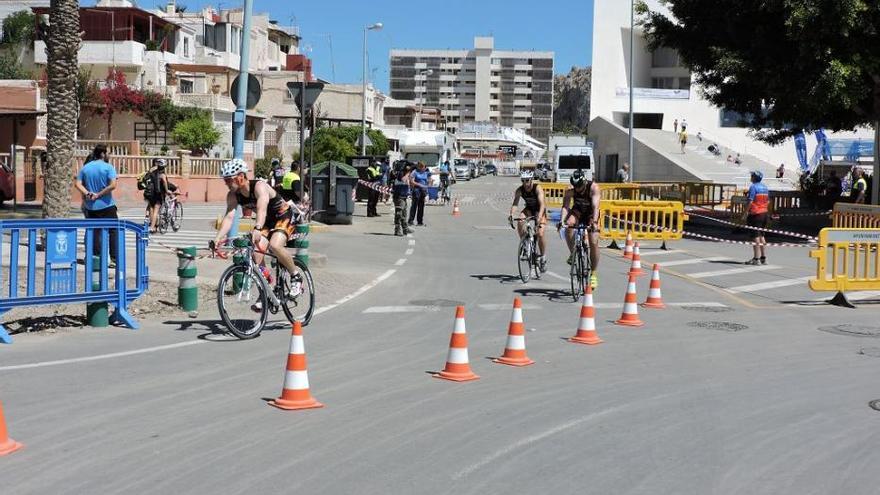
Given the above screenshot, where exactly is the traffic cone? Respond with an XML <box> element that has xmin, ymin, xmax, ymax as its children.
<box><xmin>622</xmin><ymin>231</ymin><xmax>634</xmax><ymax>259</ymax></box>
<box><xmin>0</xmin><ymin>401</ymin><xmax>23</xmax><ymax>456</ymax></box>
<box><xmin>629</xmin><ymin>242</ymin><xmax>645</xmax><ymax>277</ymax></box>
<box><xmin>615</xmin><ymin>274</ymin><xmax>645</xmax><ymax>327</ymax></box>
<box><xmin>569</xmin><ymin>285</ymin><xmax>603</xmax><ymax>345</ymax></box>
<box><xmin>494</xmin><ymin>298</ymin><xmax>534</xmax><ymax>366</ymax></box>
<box><xmin>642</xmin><ymin>264</ymin><xmax>666</xmax><ymax>309</ymax></box>
<box><xmin>269</xmin><ymin>321</ymin><xmax>324</xmax><ymax>411</ymax></box>
<box><xmin>452</xmin><ymin>198</ymin><xmax>461</xmax><ymax>217</ymax></box>
<box><xmin>434</xmin><ymin>306</ymin><xmax>479</xmax><ymax>381</ymax></box>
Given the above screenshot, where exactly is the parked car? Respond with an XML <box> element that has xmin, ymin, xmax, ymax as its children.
<box><xmin>454</xmin><ymin>159</ymin><xmax>471</xmax><ymax>181</ymax></box>
<box><xmin>484</xmin><ymin>163</ymin><xmax>497</xmax><ymax>176</ymax></box>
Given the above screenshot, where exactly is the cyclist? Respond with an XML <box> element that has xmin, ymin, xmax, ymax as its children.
<box><xmin>558</xmin><ymin>168</ymin><xmax>601</xmax><ymax>289</ymax></box>
<box><xmin>145</xmin><ymin>158</ymin><xmax>169</xmax><ymax>234</ymax></box>
<box><xmin>213</xmin><ymin>158</ymin><xmax>298</xmax><ymax>279</ymax></box>
<box><xmin>438</xmin><ymin>159</ymin><xmax>454</xmax><ymax>201</ymax></box>
<box><xmin>509</xmin><ymin>170</ymin><xmax>548</xmax><ymax>271</ymax></box>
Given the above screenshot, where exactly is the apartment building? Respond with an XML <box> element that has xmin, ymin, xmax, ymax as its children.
<box><xmin>389</xmin><ymin>37</ymin><xmax>554</xmax><ymax>143</ymax></box>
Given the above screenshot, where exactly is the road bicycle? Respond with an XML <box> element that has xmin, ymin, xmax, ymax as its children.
<box><xmin>511</xmin><ymin>216</ymin><xmax>543</xmax><ymax>283</ymax></box>
<box><xmin>212</xmin><ymin>234</ymin><xmax>315</xmax><ymax>340</ymax></box>
<box><xmin>438</xmin><ymin>177</ymin><xmax>452</xmax><ymax>205</ymax></box>
<box><xmin>156</xmin><ymin>192</ymin><xmax>183</xmax><ymax>234</ymax></box>
<box><xmin>568</xmin><ymin>224</ymin><xmax>594</xmax><ymax>301</ymax></box>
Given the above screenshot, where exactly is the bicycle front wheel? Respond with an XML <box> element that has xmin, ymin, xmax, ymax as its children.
<box><xmin>157</xmin><ymin>204</ymin><xmax>168</xmax><ymax>234</ymax></box>
<box><xmin>518</xmin><ymin>238</ymin><xmax>531</xmax><ymax>283</ymax></box>
<box><xmin>570</xmin><ymin>249</ymin><xmax>585</xmax><ymax>301</ymax></box>
<box><xmin>280</xmin><ymin>259</ymin><xmax>316</xmax><ymax>326</ymax></box>
<box><xmin>217</xmin><ymin>264</ymin><xmax>268</xmax><ymax>339</ymax></box>
<box><xmin>531</xmin><ymin>238</ymin><xmax>542</xmax><ymax>280</ymax></box>
<box><xmin>171</xmin><ymin>203</ymin><xmax>183</xmax><ymax>232</ymax></box>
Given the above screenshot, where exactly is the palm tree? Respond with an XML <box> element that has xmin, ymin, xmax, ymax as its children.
<box><xmin>41</xmin><ymin>0</ymin><xmax>80</xmax><ymax>219</ymax></box>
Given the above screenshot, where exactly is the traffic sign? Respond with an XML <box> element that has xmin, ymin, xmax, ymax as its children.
<box><xmin>231</xmin><ymin>74</ymin><xmax>261</xmax><ymax>110</ymax></box>
<box><xmin>287</xmin><ymin>81</ymin><xmax>325</xmax><ymax>113</ymax></box>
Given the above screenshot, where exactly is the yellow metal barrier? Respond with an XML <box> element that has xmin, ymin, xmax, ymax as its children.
<box><xmin>599</xmin><ymin>183</ymin><xmax>640</xmax><ymax>201</ymax></box>
<box><xmin>809</xmin><ymin>228</ymin><xmax>880</xmax><ymax>307</ymax></box>
<box><xmin>599</xmin><ymin>200</ymin><xmax>687</xmax><ymax>247</ymax></box>
<box><xmin>685</xmin><ymin>182</ymin><xmax>738</xmax><ymax>208</ymax></box>
<box><xmin>831</xmin><ymin>202</ymin><xmax>880</xmax><ymax>229</ymax></box>
<box><xmin>540</xmin><ymin>183</ymin><xmax>568</xmax><ymax>208</ymax></box>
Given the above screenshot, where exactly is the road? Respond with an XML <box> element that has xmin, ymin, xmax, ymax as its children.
<box><xmin>2</xmin><ymin>177</ymin><xmax>880</xmax><ymax>494</ymax></box>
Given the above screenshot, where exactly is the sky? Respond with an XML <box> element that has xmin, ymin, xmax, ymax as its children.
<box><xmin>181</xmin><ymin>0</ymin><xmax>594</xmax><ymax>92</ymax></box>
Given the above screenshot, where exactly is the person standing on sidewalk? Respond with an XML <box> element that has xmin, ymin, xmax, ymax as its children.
<box><xmin>851</xmin><ymin>168</ymin><xmax>868</xmax><ymax>204</ymax></box>
<box><xmin>75</xmin><ymin>144</ymin><xmax>118</xmax><ymax>264</ymax></box>
<box><xmin>679</xmin><ymin>128</ymin><xmax>688</xmax><ymax>154</ymax></box>
<box><xmin>366</xmin><ymin>160</ymin><xmax>382</xmax><ymax>217</ymax></box>
<box><xmin>743</xmin><ymin>170</ymin><xmax>770</xmax><ymax>265</ymax></box>
<box><xmin>616</xmin><ymin>162</ymin><xmax>630</xmax><ymax>183</ymax></box>
<box><xmin>392</xmin><ymin>161</ymin><xmax>415</xmax><ymax>236</ymax></box>
<box><xmin>408</xmin><ymin>161</ymin><xmax>431</xmax><ymax>227</ymax></box>
<box><xmin>673</xmin><ymin>118</ymin><xmax>679</xmax><ymax>134</ymax></box>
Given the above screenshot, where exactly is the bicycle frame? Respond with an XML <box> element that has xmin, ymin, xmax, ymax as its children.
<box><xmin>230</xmin><ymin>241</ymin><xmax>283</xmax><ymax>310</ymax></box>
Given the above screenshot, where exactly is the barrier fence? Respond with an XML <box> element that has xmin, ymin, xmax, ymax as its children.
<box><xmin>831</xmin><ymin>202</ymin><xmax>880</xmax><ymax>229</ymax></box>
<box><xmin>74</xmin><ymin>155</ymin><xmax>182</xmax><ymax>177</ymax></box>
<box><xmin>542</xmin><ymin>181</ymin><xmax>739</xmax><ymax>209</ymax></box>
<box><xmin>599</xmin><ymin>200</ymin><xmax>687</xmax><ymax>246</ymax></box>
<box><xmin>809</xmin><ymin>228</ymin><xmax>880</xmax><ymax>307</ymax></box>
<box><xmin>0</xmin><ymin>219</ymin><xmax>149</xmax><ymax>344</ymax></box>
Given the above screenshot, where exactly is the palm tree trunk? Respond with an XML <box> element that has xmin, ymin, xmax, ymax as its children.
<box><xmin>41</xmin><ymin>0</ymin><xmax>80</xmax><ymax>219</ymax></box>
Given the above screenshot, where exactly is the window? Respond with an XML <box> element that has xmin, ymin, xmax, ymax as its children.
<box><xmin>179</xmin><ymin>79</ymin><xmax>194</xmax><ymax>94</ymax></box>
<box><xmin>183</xmin><ymin>37</ymin><xmax>190</xmax><ymax>58</ymax></box>
<box><xmin>134</xmin><ymin>122</ymin><xmax>170</xmax><ymax>146</ymax></box>
<box><xmin>651</xmin><ymin>47</ymin><xmax>680</xmax><ymax>68</ymax></box>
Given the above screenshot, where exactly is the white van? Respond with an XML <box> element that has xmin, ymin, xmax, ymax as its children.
<box><xmin>554</xmin><ymin>145</ymin><xmax>594</xmax><ymax>184</ymax></box>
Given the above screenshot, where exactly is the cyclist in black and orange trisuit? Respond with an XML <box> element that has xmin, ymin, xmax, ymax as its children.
<box><xmin>558</xmin><ymin>169</ymin><xmax>601</xmax><ymax>289</ymax></box>
<box><xmin>509</xmin><ymin>170</ymin><xmax>548</xmax><ymax>272</ymax></box>
<box><xmin>213</xmin><ymin>158</ymin><xmax>297</xmax><ymax>277</ymax></box>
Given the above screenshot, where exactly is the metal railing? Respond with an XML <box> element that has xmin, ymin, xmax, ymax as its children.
<box><xmin>74</xmin><ymin>155</ymin><xmax>181</xmax><ymax>176</ymax></box>
<box><xmin>190</xmin><ymin>157</ymin><xmax>227</xmax><ymax>177</ymax></box>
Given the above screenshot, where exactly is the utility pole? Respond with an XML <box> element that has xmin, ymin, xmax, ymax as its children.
<box><xmin>229</xmin><ymin>0</ymin><xmax>253</xmax><ymax>239</ymax></box>
<box><xmin>361</xmin><ymin>23</ymin><xmax>382</xmax><ymax>155</ymax></box>
<box><xmin>628</xmin><ymin>0</ymin><xmax>635</xmax><ymax>181</ymax></box>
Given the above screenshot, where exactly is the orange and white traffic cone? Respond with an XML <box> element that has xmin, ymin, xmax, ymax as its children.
<box><xmin>269</xmin><ymin>321</ymin><xmax>324</xmax><ymax>411</ymax></box>
<box><xmin>0</xmin><ymin>401</ymin><xmax>23</xmax><ymax>456</ymax></box>
<box><xmin>629</xmin><ymin>242</ymin><xmax>645</xmax><ymax>277</ymax></box>
<box><xmin>434</xmin><ymin>306</ymin><xmax>479</xmax><ymax>381</ymax></box>
<box><xmin>642</xmin><ymin>264</ymin><xmax>666</xmax><ymax>309</ymax></box>
<box><xmin>569</xmin><ymin>285</ymin><xmax>603</xmax><ymax>345</ymax></box>
<box><xmin>622</xmin><ymin>231</ymin><xmax>634</xmax><ymax>259</ymax></box>
<box><xmin>494</xmin><ymin>298</ymin><xmax>534</xmax><ymax>366</ymax></box>
<box><xmin>615</xmin><ymin>273</ymin><xmax>645</xmax><ymax>327</ymax></box>
<box><xmin>451</xmin><ymin>198</ymin><xmax>461</xmax><ymax>217</ymax></box>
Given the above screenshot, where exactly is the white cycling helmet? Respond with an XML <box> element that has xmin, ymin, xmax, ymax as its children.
<box><xmin>220</xmin><ymin>158</ymin><xmax>248</xmax><ymax>178</ymax></box>
<box><xmin>520</xmin><ymin>170</ymin><xmax>534</xmax><ymax>180</ymax></box>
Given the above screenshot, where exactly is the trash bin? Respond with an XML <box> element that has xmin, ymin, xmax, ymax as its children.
<box><xmin>311</xmin><ymin>161</ymin><xmax>358</xmax><ymax>225</ymax></box>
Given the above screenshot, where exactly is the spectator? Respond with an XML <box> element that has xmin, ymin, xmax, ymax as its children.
<box><xmin>673</xmin><ymin>119</ymin><xmax>679</xmax><ymax>133</ymax></box>
<box><xmin>696</xmin><ymin>131</ymin><xmax>703</xmax><ymax>142</ymax></box>
<box><xmin>681</xmin><ymin>118</ymin><xmax>688</xmax><ymax>130</ymax></box>
<box><xmin>616</xmin><ymin>162</ymin><xmax>630</xmax><ymax>183</ymax></box>
<box><xmin>408</xmin><ymin>161</ymin><xmax>431</xmax><ymax>226</ymax></box>
<box><xmin>270</xmin><ymin>158</ymin><xmax>285</xmax><ymax>188</ymax></box>
<box><xmin>708</xmin><ymin>143</ymin><xmax>721</xmax><ymax>156</ymax></box>
<box><xmin>744</xmin><ymin>170</ymin><xmax>770</xmax><ymax>265</ymax></box>
<box><xmin>392</xmin><ymin>161</ymin><xmax>415</xmax><ymax>236</ymax></box>
<box><xmin>824</xmin><ymin>170</ymin><xmax>842</xmax><ymax>210</ymax></box>
<box><xmin>776</xmin><ymin>163</ymin><xmax>785</xmax><ymax>179</ymax></box>
<box><xmin>75</xmin><ymin>144</ymin><xmax>118</xmax><ymax>264</ymax></box>
<box><xmin>280</xmin><ymin>162</ymin><xmax>307</xmax><ymax>204</ymax></box>
<box><xmin>851</xmin><ymin>168</ymin><xmax>868</xmax><ymax>203</ymax></box>
<box><xmin>145</xmin><ymin>158</ymin><xmax>170</xmax><ymax>233</ymax></box>
<box><xmin>734</xmin><ymin>153</ymin><xmax>742</xmax><ymax>166</ymax></box>
<box><xmin>726</xmin><ymin>154</ymin><xmax>734</xmax><ymax>165</ymax></box>
<box><xmin>380</xmin><ymin>159</ymin><xmax>391</xmax><ymax>203</ymax></box>
<box><xmin>679</xmin><ymin>128</ymin><xmax>688</xmax><ymax>153</ymax></box>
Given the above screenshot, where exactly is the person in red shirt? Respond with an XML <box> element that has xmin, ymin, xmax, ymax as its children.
<box><xmin>744</xmin><ymin>170</ymin><xmax>770</xmax><ymax>265</ymax></box>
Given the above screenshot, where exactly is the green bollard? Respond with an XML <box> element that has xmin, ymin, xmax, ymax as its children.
<box><xmin>294</xmin><ymin>224</ymin><xmax>310</xmax><ymax>266</ymax></box>
<box><xmin>86</xmin><ymin>256</ymin><xmax>109</xmax><ymax>327</ymax></box>
<box><xmin>232</xmin><ymin>237</ymin><xmax>249</xmax><ymax>292</ymax></box>
<box><xmin>177</xmin><ymin>246</ymin><xmax>198</xmax><ymax>314</ymax></box>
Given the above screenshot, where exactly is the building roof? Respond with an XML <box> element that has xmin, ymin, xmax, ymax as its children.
<box><xmin>167</xmin><ymin>64</ymin><xmax>237</xmax><ymax>74</ymax></box>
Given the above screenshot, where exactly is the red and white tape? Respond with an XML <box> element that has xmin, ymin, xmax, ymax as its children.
<box><xmin>357</xmin><ymin>179</ymin><xmax>393</xmax><ymax>194</ymax></box>
<box><xmin>686</xmin><ymin>212</ymin><xmax>818</xmax><ymax>241</ymax></box>
<box><xmin>613</xmin><ymin>217</ymin><xmax>815</xmax><ymax>248</ymax></box>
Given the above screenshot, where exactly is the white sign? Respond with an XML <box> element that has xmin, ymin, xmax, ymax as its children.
<box><xmin>826</xmin><ymin>229</ymin><xmax>880</xmax><ymax>244</ymax></box>
<box><xmin>615</xmin><ymin>87</ymin><xmax>691</xmax><ymax>100</ymax></box>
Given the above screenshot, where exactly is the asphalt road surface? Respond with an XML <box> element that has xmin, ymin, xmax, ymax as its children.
<box><xmin>2</xmin><ymin>176</ymin><xmax>880</xmax><ymax>494</ymax></box>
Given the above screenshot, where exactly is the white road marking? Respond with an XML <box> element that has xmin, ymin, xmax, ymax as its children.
<box><xmin>637</xmin><ymin>249</ymin><xmax>685</xmax><ymax>256</ymax></box>
<box><xmin>405</xmin><ymin>248</ymin><xmax>414</xmax><ymax>255</ymax></box>
<box><xmin>545</xmin><ymin>271</ymin><xmax>570</xmax><ymax>282</ymax></box>
<box><xmin>660</xmin><ymin>256</ymin><xmax>729</xmax><ymax>267</ymax></box>
<box><xmin>408</xmin><ymin>239</ymin><xmax>416</xmax><ymax>246</ymax></box>
<box><xmin>0</xmin><ymin>341</ymin><xmax>205</xmax><ymax>372</ymax></box>
<box><xmin>726</xmin><ymin>277</ymin><xmax>812</xmax><ymax>294</ymax></box>
<box><xmin>314</xmin><ymin>269</ymin><xmax>397</xmax><ymax>316</ymax></box>
<box><xmin>688</xmin><ymin>265</ymin><xmax>780</xmax><ymax>279</ymax></box>
<box><xmin>394</xmin><ymin>258</ymin><xmax>407</xmax><ymax>266</ymax></box>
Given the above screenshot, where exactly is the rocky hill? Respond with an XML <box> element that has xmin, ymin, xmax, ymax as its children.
<box><xmin>553</xmin><ymin>66</ymin><xmax>591</xmax><ymax>134</ymax></box>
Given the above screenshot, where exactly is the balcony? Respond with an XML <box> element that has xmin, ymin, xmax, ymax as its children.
<box><xmin>35</xmin><ymin>40</ymin><xmax>147</xmax><ymax>67</ymax></box>
<box><xmin>173</xmin><ymin>92</ymin><xmax>236</xmax><ymax>112</ymax></box>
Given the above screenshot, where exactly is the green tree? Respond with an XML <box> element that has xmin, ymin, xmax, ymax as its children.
<box><xmin>641</xmin><ymin>0</ymin><xmax>880</xmax><ymax>201</ymax></box>
<box><xmin>303</xmin><ymin>126</ymin><xmax>388</xmax><ymax>163</ymax></box>
<box><xmin>171</xmin><ymin>114</ymin><xmax>221</xmax><ymax>155</ymax></box>
<box><xmin>0</xmin><ymin>51</ymin><xmax>30</xmax><ymax>79</ymax></box>
<box><xmin>1</xmin><ymin>10</ymin><xmax>35</xmax><ymax>46</ymax></box>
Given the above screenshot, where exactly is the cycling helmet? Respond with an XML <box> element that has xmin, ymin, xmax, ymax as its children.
<box><xmin>220</xmin><ymin>158</ymin><xmax>248</xmax><ymax>178</ymax></box>
<box><xmin>750</xmin><ymin>170</ymin><xmax>763</xmax><ymax>182</ymax></box>
<box><xmin>570</xmin><ymin>169</ymin><xmax>587</xmax><ymax>186</ymax></box>
<box><xmin>153</xmin><ymin>158</ymin><xmax>166</xmax><ymax>169</ymax></box>
<box><xmin>271</xmin><ymin>157</ymin><xmax>280</xmax><ymax>165</ymax></box>
<box><xmin>520</xmin><ymin>170</ymin><xmax>534</xmax><ymax>180</ymax></box>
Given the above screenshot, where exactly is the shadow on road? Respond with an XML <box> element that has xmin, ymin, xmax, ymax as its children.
<box><xmin>470</xmin><ymin>274</ymin><xmax>521</xmax><ymax>284</ymax></box>
<box><xmin>513</xmin><ymin>287</ymin><xmax>573</xmax><ymax>303</ymax></box>
<box><xmin>364</xmin><ymin>232</ymin><xmax>398</xmax><ymax>236</ymax></box>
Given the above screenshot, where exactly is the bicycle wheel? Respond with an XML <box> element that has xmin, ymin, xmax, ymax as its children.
<box><xmin>171</xmin><ymin>202</ymin><xmax>183</xmax><ymax>232</ymax></box>
<box><xmin>157</xmin><ymin>203</ymin><xmax>168</xmax><ymax>234</ymax></box>
<box><xmin>517</xmin><ymin>237</ymin><xmax>532</xmax><ymax>283</ymax></box>
<box><xmin>217</xmin><ymin>264</ymin><xmax>268</xmax><ymax>339</ymax></box>
<box><xmin>280</xmin><ymin>259</ymin><xmax>316</xmax><ymax>326</ymax></box>
<box><xmin>570</xmin><ymin>248</ymin><xmax>585</xmax><ymax>301</ymax></box>
<box><xmin>531</xmin><ymin>237</ymin><xmax>542</xmax><ymax>280</ymax></box>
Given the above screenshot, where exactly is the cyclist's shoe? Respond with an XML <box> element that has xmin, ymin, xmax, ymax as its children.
<box><xmin>590</xmin><ymin>273</ymin><xmax>598</xmax><ymax>290</ymax></box>
<box><xmin>760</xmin><ymin>256</ymin><xmax>767</xmax><ymax>265</ymax></box>
<box><xmin>745</xmin><ymin>258</ymin><xmax>760</xmax><ymax>265</ymax></box>
<box><xmin>251</xmin><ymin>302</ymin><xmax>263</xmax><ymax>313</ymax></box>
<box><xmin>539</xmin><ymin>256</ymin><xmax>548</xmax><ymax>273</ymax></box>
<box><xmin>394</xmin><ymin>230</ymin><xmax>404</xmax><ymax>236</ymax></box>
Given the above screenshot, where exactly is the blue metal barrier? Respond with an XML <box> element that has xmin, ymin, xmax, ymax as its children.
<box><xmin>0</xmin><ymin>219</ymin><xmax>149</xmax><ymax>344</ymax></box>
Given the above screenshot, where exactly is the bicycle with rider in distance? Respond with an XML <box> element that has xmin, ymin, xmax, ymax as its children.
<box><xmin>510</xmin><ymin>216</ymin><xmax>542</xmax><ymax>283</ymax></box>
<box><xmin>438</xmin><ymin>176</ymin><xmax>452</xmax><ymax>205</ymax></box>
<box><xmin>567</xmin><ymin>223</ymin><xmax>595</xmax><ymax>301</ymax></box>
<box><xmin>156</xmin><ymin>191</ymin><xmax>184</xmax><ymax>234</ymax></box>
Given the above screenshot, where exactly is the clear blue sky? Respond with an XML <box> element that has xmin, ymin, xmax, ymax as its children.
<box><xmin>183</xmin><ymin>0</ymin><xmax>594</xmax><ymax>92</ymax></box>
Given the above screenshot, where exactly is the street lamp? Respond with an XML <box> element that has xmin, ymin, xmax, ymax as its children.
<box><xmin>628</xmin><ymin>0</ymin><xmax>635</xmax><ymax>180</ymax></box>
<box><xmin>361</xmin><ymin>22</ymin><xmax>383</xmax><ymax>155</ymax></box>
<box><xmin>416</xmin><ymin>69</ymin><xmax>433</xmax><ymax>129</ymax></box>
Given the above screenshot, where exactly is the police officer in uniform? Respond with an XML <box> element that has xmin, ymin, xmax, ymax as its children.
<box><xmin>366</xmin><ymin>160</ymin><xmax>383</xmax><ymax>217</ymax></box>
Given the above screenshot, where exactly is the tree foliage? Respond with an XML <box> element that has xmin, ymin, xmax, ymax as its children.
<box><xmin>1</xmin><ymin>10</ymin><xmax>35</xmax><ymax>46</ymax></box>
<box><xmin>303</xmin><ymin>126</ymin><xmax>389</xmax><ymax>163</ymax></box>
<box><xmin>171</xmin><ymin>114</ymin><xmax>221</xmax><ymax>155</ymax></box>
<box><xmin>0</xmin><ymin>51</ymin><xmax>30</xmax><ymax>79</ymax></box>
<box><xmin>640</xmin><ymin>0</ymin><xmax>880</xmax><ymax>144</ymax></box>
<box><xmin>93</xmin><ymin>69</ymin><xmax>145</xmax><ymax>138</ymax></box>
<box><xmin>141</xmin><ymin>92</ymin><xmax>208</xmax><ymax>131</ymax></box>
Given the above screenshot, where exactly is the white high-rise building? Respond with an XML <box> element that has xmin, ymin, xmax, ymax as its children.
<box><xmin>390</xmin><ymin>37</ymin><xmax>554</xmax><ymax>142</ymax></box>
<box><xmin>589</xmin><ymin>0</ymin><xmax>874</xmax><ymax>184</ymax></box>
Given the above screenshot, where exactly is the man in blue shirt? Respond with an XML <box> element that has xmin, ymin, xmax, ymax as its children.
<box><xmin>75</xmin><ymin>144</ymin><xmax>119</xmax><ymax>262</ymax></box>
<box><xmin>407</xmin><ymin>161</ymin><xmax>431</xmax><ymax>226</ymax></box>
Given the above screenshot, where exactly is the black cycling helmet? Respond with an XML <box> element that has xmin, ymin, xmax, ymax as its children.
<box><xmin>570</xmin><ymin>169</ymin><xmax>587</xmax><ymax>186</ymax></box>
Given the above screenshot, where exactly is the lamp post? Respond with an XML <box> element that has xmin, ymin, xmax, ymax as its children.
<box><xmin>416</xmin><ymin>69</ymin><xmax>433</xmax><ymax>130</ymax></box>
<box><xmin>361</xmin><ymin>22</ymin><xmax>383</xmax><ymax>155</ymax></box>
<box><xmin>628</xmin><ymin>0</ymin><xmax>635</xmax><ymax>180</ymax></box>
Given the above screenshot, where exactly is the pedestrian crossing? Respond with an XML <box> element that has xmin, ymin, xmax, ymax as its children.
<box><xmin>118</xmin><ymin>204</ymin><xmax>224</xmax><ymax>222</ymax></box>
